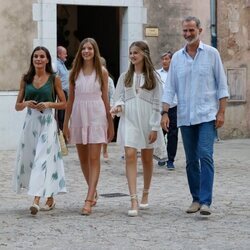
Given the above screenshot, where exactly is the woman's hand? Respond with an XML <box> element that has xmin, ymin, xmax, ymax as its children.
<box><xmin>107</xmin><ymin>120</ymin><xmax>115</xmax><ymax>143</ymax></box>
<box><xmin>148</xmin><ymin>131</ymin><xmax>157</xmax><ymax>144</ymax></box>
<box><xmin>110</xmin><ymin>105</ymin><xmax>122</xmax><ymax>116</ymax></box>
<box><xmin>25</xmin><ymin>100</ymin><xmax>38</xmax><ymax>109</ymax></box>
<box><xmin>35</xmin><ymin>102</ymin><xmax>50</xmax><ymax>112</ymax></box>
<box><xmin>63</xmin><ymin>125</ymin><xmax>70</xmax><ymax>143</ymax></box>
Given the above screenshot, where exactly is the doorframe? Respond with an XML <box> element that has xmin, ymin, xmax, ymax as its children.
<box><xmin>32</xmin><ymin>0</ymin><xmax>147</xmax><ymax>73</ymax></box>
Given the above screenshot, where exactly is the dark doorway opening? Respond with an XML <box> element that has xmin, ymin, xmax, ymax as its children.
<box><xmin>57</xmin><ymin>5</ymin><xmax>120</xmax><ymax>83</ymax></box>
<box><xmin>77</xmin><ymin>6</ymin><xmax>120</xmax><ymax>83</ymax></box>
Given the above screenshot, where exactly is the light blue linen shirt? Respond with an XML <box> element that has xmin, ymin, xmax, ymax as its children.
<box><xmin>162</xmin><ymin>41</ymin><xmax>229</xmax><ymax>127</ymax></box>
<box><xmin>56</xmin><ymin>58</ymin><xmax>69</xmax><ymax>93</ymax></box>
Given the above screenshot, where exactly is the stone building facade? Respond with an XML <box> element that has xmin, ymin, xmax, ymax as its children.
<box><xmin>217</xmin><ymin>0</ymin><xmax>250</xmax><ymax>138</ymax></box>
<box><xmin>0</xmin><ymin>0</ymin><xmax>249</xmax><ymax>149</ymax></box>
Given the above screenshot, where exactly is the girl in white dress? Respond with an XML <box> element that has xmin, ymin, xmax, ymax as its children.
<box><xmin>111</xmin><ymin>41</ymin><xmax>162</xmax><ymax>216</ymax></box>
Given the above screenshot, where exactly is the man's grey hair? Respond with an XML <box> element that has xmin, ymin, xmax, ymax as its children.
<box><xmin>182</xmin><ymin>16</ymin><xmax>201</xmax><ymax>28</ymax></box>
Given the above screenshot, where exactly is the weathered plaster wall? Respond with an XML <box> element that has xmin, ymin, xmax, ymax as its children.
<box><xmin>144</xmin><ymin>0</ymin><xmax>250</xmax><ymax>138</ymax></box>
<box><xmin>0</xmin><ymin>0</ymin><xmax>36</xmax><ymax>91</ymax></box>
<box><xmin>143</xmin><ymin>0</ymin><xmax>211</xmax><ymax>67</ymax></box>
<box><xmin>218</xmin><ymin>0</ymin><xmax>250</xmax><ymax>138</ymax></box>
<box><xmin>0</xmin><ymin>0</ymin><xmax>249</xmax><ymax>142</ymax></box>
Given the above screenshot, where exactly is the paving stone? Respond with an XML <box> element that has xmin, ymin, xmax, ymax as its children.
<box><xmin>0</xmin><ymin>139</ymin><xmax>250</xmax><ymax>249</ymax></box>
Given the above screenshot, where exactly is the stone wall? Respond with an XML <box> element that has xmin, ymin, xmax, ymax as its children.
<box><xmin>217</xmin><ymin>0</ymin><xmax>250</xmax><ymax>138</ymax></box>
<box><xmin>0</xmin><ymin>0</ymin><xmax>36</xmax><ymax>91</ymax></box>
<box><xmin>143</xmin><ymin>0</ymin><xmax>211</xmax><ymax>67</ymax></box>
<box><xmin>144</xmin><ymin>0</ymin><xmax>250</xmax><ymax>138</ymax></box>
<box><xmin>0</xmin><ymin>0</ymin><xmax>249</xmax><ymax>141</ymax></box>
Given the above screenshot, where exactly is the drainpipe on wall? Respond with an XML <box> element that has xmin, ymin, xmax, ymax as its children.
<box><xmin>210</xmin><ymin>0</ymin><xmax>217</xmax><ymax>48</ymax></box>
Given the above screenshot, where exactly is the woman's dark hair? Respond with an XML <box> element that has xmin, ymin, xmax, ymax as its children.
<box><xmin>23</xmin><ymin>46</ymin><xmax>54</xmax><ymax>83</ymax></box>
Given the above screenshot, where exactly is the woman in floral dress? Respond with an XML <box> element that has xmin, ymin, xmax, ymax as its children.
<box><xmin>13</xmin><ymin>46</ymin><xmax>67</xmax><ymax>215</ymax></box>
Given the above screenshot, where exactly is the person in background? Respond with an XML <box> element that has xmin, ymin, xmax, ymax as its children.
<box><xmin>111</xmin><ymin>41</ymin><xmax>162</xmax><ymax>217</ymax></box>
<box><xmin>13</xmin><ymin>46</ymin><xmax>67</xmax><ymax>215</ymax></box>
<box><xmin>57</xmin><ymin>46</ymin><xmax>69</xmax><ymax>130</ymax></box>
<box><xmin>100</xmin><ymin>57</ymin><xmax>115</xmax><ymax>159</ymax></box>
<box><xmin>63</xmin><ymin>38</ymin><xmax>114</xmax><ymax>215</ymax></box>
<box><xmin>161</xmin><ymin>16</ymin><xmax>229</xmax><ymax>216</ymax></box>
<box><xmin>156</xmin><ymin>51</ymin><xmax>178</xmax><ymax>170</ymax></box>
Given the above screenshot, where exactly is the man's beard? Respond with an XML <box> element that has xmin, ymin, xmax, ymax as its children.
<box><xmin>185</xmin><ymin>34</ymin><xmax>199</xmax><ymax>45</ymax></box>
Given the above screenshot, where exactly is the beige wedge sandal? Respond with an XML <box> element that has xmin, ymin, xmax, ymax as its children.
<box><xmin>139</xmin><ymin>189</ymin><xmax>149</xmax><ymax>210</ymax></box>
<box><xmin>128</xmin><ymin>194</ymin><xmax>138</xmax><ymax>217</ymax></box>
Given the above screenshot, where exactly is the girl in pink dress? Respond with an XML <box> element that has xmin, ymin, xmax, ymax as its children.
<box><xmin>63</xmin><ymin>38</ymin><xmax>114</xmax><ymax>215</ymax></box>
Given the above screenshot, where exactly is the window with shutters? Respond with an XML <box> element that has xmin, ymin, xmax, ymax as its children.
<box><xmin>227</xmin><ymin>68</ymin><xmax>247</xmax><ymax>102</ymax></box>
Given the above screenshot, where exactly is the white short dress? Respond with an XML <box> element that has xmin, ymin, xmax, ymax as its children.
<box><xmin>113</xmin><ymin>72</ymin><xmax>163</xmax><ymax>150</ymax></box>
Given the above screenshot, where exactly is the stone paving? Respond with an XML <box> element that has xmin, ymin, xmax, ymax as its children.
<box><xmin>0</xmin><ymin>139</ymin><xmax>250</xmax><ymax>250</ymax></box>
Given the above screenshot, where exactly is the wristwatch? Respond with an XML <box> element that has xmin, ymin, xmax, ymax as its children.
<box><xmin>161</xmin><ymin>110</ymin><xmax>169</xmax><ymax>116</ymax></box>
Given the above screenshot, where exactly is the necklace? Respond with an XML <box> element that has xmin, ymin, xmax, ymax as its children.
<box><xmin>33</xmin><ymin>74</ymin><xmax>48</xmax><ymax>88</ymax></box>
<box><xmin>135</xmin><ymin>74</ymin><xmax>142</xmax><ymax>93</ymax></box>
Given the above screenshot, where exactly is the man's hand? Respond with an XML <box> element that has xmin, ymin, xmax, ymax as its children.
<box><xmin>161</xmin><ymin>114</ymin><xmax>169</xmax><ymax>132</ymax></box>
<box><xmin>216</xmin><ymin>97</ymin><xmax>227</xmax><ymax>128</ymax></box>
<box><xmin>215</xmin><ymin>111</ymin><xmax>225</xmax><ymax>128</ymax></box>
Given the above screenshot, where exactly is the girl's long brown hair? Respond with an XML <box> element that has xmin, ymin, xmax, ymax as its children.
<box><xmin>69</xmin><ymin>38</ymin><xmax>104</xmax><ymax>86</ymax></box>
<box><xmin>124</xmin><ymin>41</ymin><xmax>157</xmax><ymax>90</ymax></box>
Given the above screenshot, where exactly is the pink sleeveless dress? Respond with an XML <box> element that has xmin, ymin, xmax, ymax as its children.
<box><xmin>69</xmin><ymin>70</ymin><xmax>108</xmax><ymax>144</ymax></box>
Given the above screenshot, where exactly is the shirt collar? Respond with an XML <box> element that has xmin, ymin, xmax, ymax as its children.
<box><xmin>159</xmin><ymin>67</ymin><xmax>168</xmax><ymax>73</ymax></box>
<box><xmin>57</xmin><ymin>58</ymin><xmax>64</xmax><ymax>64</ymax></box>
<box><xmin>182</xmin><ymin>40</ymin><xmax>204</xmax><ymax>54</ymax></box>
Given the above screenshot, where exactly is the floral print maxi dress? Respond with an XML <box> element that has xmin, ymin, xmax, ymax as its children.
<box><xmin>13</xmin><ymin>108</ymin><xmax>67</xmax><ymax>197</ymax></box>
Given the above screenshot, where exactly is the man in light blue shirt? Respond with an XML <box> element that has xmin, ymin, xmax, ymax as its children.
<box><xmin>156</xmin><ymin>52</ymin><xmax>178</xmax><ymax>170</ymax></box>
<box><xmin>57</xmin><ymin>46</ymin><xmax>69</xmax><ymax>130</ymax></box>
<box><xmin>161</xmin><ymin>16</ymin><xmax>229</xmax><ymax>216</ymax></box>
